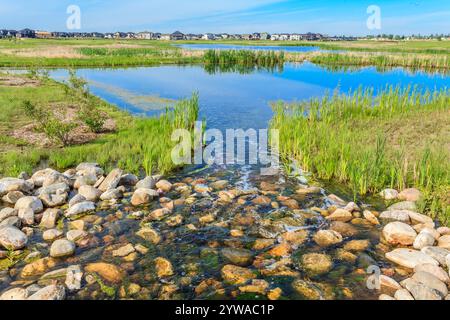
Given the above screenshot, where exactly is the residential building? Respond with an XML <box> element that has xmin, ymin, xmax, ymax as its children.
<box><xmin>202</xmin><ymin>33</ymin><xmax>215</xmax><ymax>40</ymax></box>
<box><xmin>170</xmin><ymin>31</ymin><xmax>185</xmax><ymax>40</ymax></box>
<box><xmin>260</xmin><ymin>32</ymin><xmax>271</xmax><ymax>40</ymax></box>
<box><xmin>114</xmin><ymin>32</ymin><xmax>127</xmax><ymax>39</ymax></box>
<box><xmin>159</xmin><ymin>34</ymin><xmax>171</xmax><ymax>41</ymax></box>
<box><xmin>35</xmin><ymin>31</ymin><xmax>52</xmax><ymax>38</ymax></box>
<box><xmin>17</xmin><ymin>28</ymin><xmax>35</xmax><ymax>38</ymax></box>
<box><xmin>136</xmin><ymin>31</ymin><xmax>153</xmax><ymax>40</ymax></box>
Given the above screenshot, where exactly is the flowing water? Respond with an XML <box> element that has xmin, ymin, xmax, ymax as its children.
<box><xmin>3</xmin><ymin>62</ymin><xmax>446</xmax><ymax>300</ymax></box>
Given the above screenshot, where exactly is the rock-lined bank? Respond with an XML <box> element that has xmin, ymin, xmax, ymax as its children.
<box><xmin>0</xmin><ymin>163</ymin><xmax>448</xmax><ymax>300</ymax></box>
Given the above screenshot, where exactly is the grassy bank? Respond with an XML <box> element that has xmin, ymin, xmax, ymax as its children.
<box><xmin>270</xmin><ymin>86</ymin><xmax>450</xmax><ymax>223</ymax></box>
<box><xmin>0</xmin><ymin>72</ymin><xmax>199</xmax><ymax>176</ymax></box>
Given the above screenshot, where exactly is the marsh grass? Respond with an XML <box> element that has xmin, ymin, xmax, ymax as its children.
<box><xmin>270</xmin><ymin>86</ymin><xmax>450</xmax><ymax>222</ymax></box>
<box><xmin>203</xmin><ymin>49</ymin><xmax>285</xmax><ymax>73</ymax></box>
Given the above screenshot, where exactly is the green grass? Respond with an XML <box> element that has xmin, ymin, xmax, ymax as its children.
<box><xmin>0</xmin><ymin>73</ymin><xmax>199</xmax><ymax>177</ymax></box>
<box><xmin>203</xmin><ymin>49</ymin><xmax>285</xmax><ymax>73</ymax></box>
<box><xmin>270</xmin><ymin>86</ymin><xmax>450</xmax><ymax>223</ymax></box>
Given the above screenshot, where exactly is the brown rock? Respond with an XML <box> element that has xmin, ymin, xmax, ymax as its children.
<box><xmin>85</xmin><ymin>262</ymin><xmax>124</xmax><ymax>283</ymax></box>
<box><xmin>221</xmin><ymin>265</ymin><xmax>256</xmax><ymax>285</ymax></box>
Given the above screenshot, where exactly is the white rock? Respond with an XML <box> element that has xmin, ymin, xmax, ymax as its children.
<box><xmin>407</xmin><ymin>211</ymin><xmax>434</xmax><ymax>226</ymax></box>
<box><xmin>380</xmin><ymin>189</ymin><xmax>398</xmax><ymax>200</ymax></box>
<box><xmin>394</xmin><ymin>289</ymin><xmax>414</xmax><ymax>300</ymax></box>
<box><xmin>379</xmin><ymin>210</ymin><xmax>411</xmax><ymax>223</ymax></box>
<box><xmin>18</xmin><ymin>208</ymin><xmax>34</xmax><ymax>225</ymax></box>
<box><xmin>412</xmin><ymin>271</ymin><xmax>448</xmax><ymax>297</ymax></box>
<box><xmin>76</xmin><ymin>163</ymin><xmax>103</xmax><ymax>176</ymax></box>
<box><xmin>401</xmin><ymin>278</ymin><xmax>442</xmax><ymax>300</ymax></box>
<box><xmin>136</xmin><ymin>176</ymin><xmax>156</xmax><ymax>189</ymax></box>
<box><xmin>363</xmin><ymin>210</ymin><xmax>379</xmax><ymax>225</ymax></box>
<box><xmin>100</xmin><ymin>188</ymin><xmax>123</xmax><ymax>201</ymax></box>
<box><xmin>437</xmin><ymin>227</ymin><xmax>450</xmax><ymax>236</ymax></box>
<box><xmin>14</xmin><ymin>196</ymin><xmax>43</xmax><ymax>214</ymax></box>
<box><xmin>414</xmin><ymin>264</ymin><xmax>450</xmax><ymax>284</ymax></box>
<box><xmin>0</xmin><ymin>207</ymin><xmax>18</xmax><ymax>222</ymax></box>
<box><xmin>378</xmin><ymin>294</ymin><xmax>395</xmax><ymax>300</ymax></box>
<box><xmin>382</xmin><ymin>222</ymin><xmax>417</xmax><ymax>245</ymax></box>
<box><xmin>74</xmin><ymin>174</ymin><xmax>98</xmax><ymax>189</ymax></box>
<box><xmin>65</xmin><ymin>265</ymin><xmax>83</xmax><ymax>291</ymax></box>
<box><xmin>50</xmin><ymin>239</ymin><xmax>75</xmax><ymax>258</ymax></box>
<box><xmin>27</xmin><ymin>284</ymin><xmax>65</xmax><ymax>300</ymax></box>
<box><xmin>98</xmin><ymin>168</ymin><xmax>123</xmax><ymax>192</ymax></box>
<box><xmin>0</xmin><ymin>287</ymin><xmax>29</xmax><ymax>300</ymax></box>
<box><xmin>39</xmin><ymin>209</ymin><xmax>61</xmax><ymax>229</ymax></box>
<box><xmin>43</xmin><ymin>229</ymin><xmax>63</xmax><ymax>241</ymax></box>
<box><xmin>0</xmin><ymin>226</ymin><xmax>28</xmax><ymax>250</ymax></box>
<box><xmin>385</xmin><ymin>248</ymin><xmax>439</xmax><ymax>269</ymax></box>
<box><xmin>0</xmin><ymin>216</ymin><xmax>20</xmax><ymax>228</ymax></box>
<box><xmin>131</xmin><ymin>188</ymin><xmax>159</xmax><ymax>206</ymax></box>
<box><xmin>65</xmin><ymin>201</ymin><xmax>95</xmax><ymax>218</ymax></box>
<box><xmin>78</xmin><ymin>185</ymin><xmax>102</xmax><ymax>202</ymax></box>
<box><xmin>388</xmin><ymin>201</ymin><xmax>417</xmax><ymax>212</ymax></box>
<box><xmin>31</xmin><ymin>168</ymin><xmax>59</xmax><ymax>187</ymax></box>
<box><xmin>421</xmin><ymin>246</ymin><xmax>450</xmax><ymax>266</ymax></box>
<box><xmin>68</xmin><ymin>194</ymin><xmax>86</xmax><ymax>208</ymax></box>
<box><xmin>0</xmin><ymin>177</ymin><xmax>33</xmax><ymax>196</ymax></box>
<box><xmin>413</xmin><ymin>231</ymin><xmax>436</xmax><ymax>250</ymax></box>
<box><xmin>66</xmin><ymin>230</ymin><xmax>88</xmax><ymax>242</ymax></box>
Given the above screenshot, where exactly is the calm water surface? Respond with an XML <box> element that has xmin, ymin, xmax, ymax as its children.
<box><xmin>50</xmin><ymin>62</ymin><xmax>449</xmax><ymax>131</ymax></box>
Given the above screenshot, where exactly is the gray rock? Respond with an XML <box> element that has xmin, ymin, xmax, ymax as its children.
<box><xmin>36</xmin><ymin>182</ymin><xmax>70</xmax><ymax>196</ymax></box>
<box><xmin>401</xmin><ymin>278</ymin><xmax>442</xmax><ymax>300</ymax></box>
<box><xmin>379</xmin><ymin>210</ymin><xmax>410</xmax><ymax>223</ymax></box>
<box><xmin>43</xmin><ymin>229</ymin><xmax>63</xmax><ymax>241</ymax></box>
<box><xmin>78</xmin><ymin>185</ymin><xmax>101</xmax><ymax>202</ymax></box>
<box><xmin>387</xmin><ymin>201</ymin><xmax>417</xmax><ymax>212</ymax></box>
<box><xmin>412</xmin><ymin>271</ymin><xmax>448</xmax><ymax>297</ymax></box>
<box><xmin>119</xmin><ymin>173</ymin><xmax>138</xmax><ymax>186</ymax></box>
<box><xmin>14</xmin><ymin>196</ymin><xmax>43</xmax><ymax>214</ymax></box>
<box><xmin>100</xmin><ymin>188</ymin><xmax>123</xmax><ymax>201</ymax></box>
<box><xmin>76</xmin><ymin>163</ymin><xmax>104</xmax><ymax>176</ymax></box>
<box><xmin>414</xmin><ymin>264</ymin><xmax>450</xmax><ymax>284</ymax></box>
<box><xmin>74</xmin><ymin>174</ymin><xmax>98</xmax><ymax>189</ymax></box>
<box><xmin>65</xmin><ymin>201</ymin><xmax>95</xmax><ymax>218</ymax></box>
<box><xmin>2</xmin><ymin>191</ymin><xmax>24</xmax><ymax>205</ymax></box>
<box><xmin>407</xmin><ymin>211</ymin><xmax>434</xmax><ymax>226</ymax></box>
<box><xmin>0</xmin><ymin>216</ymin><xmax>21</xmax><ymax>228</ymax></box>
<box><xmin>39</xmin><ymin>192</ymin><xmax>67</xmax><ymax>207</ymax></box>
<box><xmin>136</xmin><ymin>176</ymin><xmax>156</xmax><ymax>189</ymax></box>
<box><xmin>0</xmin><ymin>226</ymin><xmax>28</xmax><ymax>250</ymax></box>
<box><xmin>68</xmin><ymin>194</ymin><xmax>86</xmax><ymax>208</ymax></box>
<box><xmin>413</xmin><ymin>231</ymin><xmax>435</xmax><ymax>250</ymax></box>
<box><xmin>39</xmin><ymin>209</ymin><xmax>61</xmax><ymax>229</ymax></box>
<box><xmin>380</xmin><ymin>189</ymin><xmax>398</xmax><ymax>200</ymax></box>
<box><xmin>421</xmin><ymin>246</ymin><xmax>450</xmax><ymax>266</ymax></box>
<box><xmin>221</xmin><ymin>247</ymin><xmax>254</xmax><ymax>266</ymax></box>
<box><xmin>0</xmin><ymin>207</ymin><xmax>17</xmax><ymax>222</ymax></box>
<box><xmin>50</xmin><ymin>239</ymin><xmax>75</xmax><ymax>258</ymax></box>
<box><xmin>313</xmin><ymin>229</ymin><xmax>343</xmax><ymax>247</ymax></box>
<box><xmin>131</xmin><ymin>188</ymin><xmax>159</xmax><ymax>206</ymax></box>
<box><xmin>0</xmin><ymin>177</ymin><xmax>33</xmax><ymax>196</ymax></box>
<box><xmin>18</xmin><ymin>208</ymin><xmax>34</xmax><ymax>225</ymax></box>
<box><xmin>31</xmin><ymin>168</ymin><xmax>59</xmax><ymax>187</ymax></box>
<box><xmin>27</xmin><ymin>284</ymin><xmax>65</xmax><ymax>300</ymax></box>
<box><xmin>66</xmin><ymin>230</ymin><xmax>88</xmax><ymax>242</ymax></box>
<box><xmin>98</xmin><ymin>168</ymin><xmax>123</xmax><ymax>192</ymax></box>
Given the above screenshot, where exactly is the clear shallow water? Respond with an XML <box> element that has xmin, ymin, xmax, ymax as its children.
<box><xmin>177</xmin><ymin>43</ymin><xmax>323</xmax><ymax>53</ymax></box>
<box><xmin>50</xmin><ymin>62</ymin><xmax>449</xmax><ymax>131</ymax></box>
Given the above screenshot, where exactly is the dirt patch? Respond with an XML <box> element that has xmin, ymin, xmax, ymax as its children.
<box><xmin>0</xmin><ymin>75</ymin><xmax>40</xmax><ymax>87</ymax></box>
<box><xmin>9</xmin><ymin>104</ymin><xmax>117</xmax><ymax>147</ymax></box>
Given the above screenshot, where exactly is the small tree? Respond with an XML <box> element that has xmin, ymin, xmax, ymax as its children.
<box><xmin>77</xmin><ymin>104</ymin><xmax>106</xmax><ymax>133</ymax></box>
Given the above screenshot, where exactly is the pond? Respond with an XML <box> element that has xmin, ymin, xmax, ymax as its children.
<box><xmin>50</xmin><ymin>62</ymin><xmax>450</xmax><ymax>131</ymax></box>
<box><xmin>33</xmin><ymin>63</ymin><xmax>448</xmax><ymax>300</ymax></box>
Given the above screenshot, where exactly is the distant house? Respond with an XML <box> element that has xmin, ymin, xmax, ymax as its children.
<box><xmin>290</xmin><ymin>34</ymin><xmax>302</xmax><ymax>41</ymax></box>
<box><xmin>114</xmin><ymin>32</ymin><xmax>127</xmax><ymax>39</ymax></box>
<box><xmin>202</xmin><ymin>33</ymin><xmax>215</xmax><ymax>40</ymax></box>
<box><xmin>220</xmin><ymin>33</ymin><xmax>230</xmax><ymax>40</ymax></box>
<box><xmin>17</xmin><ymin>28</ymin><xmax>35</xmax><ymax>38</ymax></box>
<box><xmin>104</xmin><ymin>33</ymin><xmax>114</xmax><ymax>39</ymax></box>
<box><xmin>35</xmin><ymin>30</ymin><xmax>52</xmax><ymax>38</ymax></box>
<box><xmin>270</xmin><ymin>34</ymin><xmax>280</xmax><ymax>41</ymax></box>
<box><xmin>136</xmin><ymin>31</ymin><xmax>153</xmax><ymax>40</ymax></box>
<box><xmin>242</xmin><ymin>34</ymin><xmax>253</xmax><ymax>40</ymax></box>
<box><xmin>0</xmin><ymin>30</ymin><xmax>17</xmax><ymax>38</ymax></box>
<box><xmin>91</xmin><ymin>32</ymin><xmax>105</xmax><ymax>38</ymax></box>
<box><xmin>260</xmin><ymin>32</ymin><xmax>271</xmax><ymax>40</ymax></box>
<box><xmin>159</xmin><ymin>34</ymin><xmax>171</xmax><ymax>41</ymax></box>
<box><xmin>252</xmin><ymin>33</ymin><xmax>261</xmax><ymax>40</ymax></box>
<box><xmin>170</xmin><ymin>31</ymin><xmax>185</xmax><ymax>40</ymax></box>
<box><xmin>51</xmin><ymin>31</ymin><xmax>69</xmax><ymax>38</ymax></box>
<box><xmin>278</xmin><ymin>34</ymin><xmax>289</xmax><ymax>41</ymax></box>
<box><xmin>185</xmin><ymin>34</ymin><xmax>201</xmax><ymax>40</ymax></box>
<box><xmin>126</xmin><ymin>32</ymin><xmax>136</xmax><ymax>39</ymax></box>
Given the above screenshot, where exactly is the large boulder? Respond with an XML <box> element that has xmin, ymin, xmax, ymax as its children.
<box><xmin>98</xmin><ymin>168</ymin><xmax>123</xmax><ymax>192</ymax></box>
<box><xmin>0</xmin><ymin>178</ymin><xmax>33</xmax><ymax>196</ymax></box>
<box><xmin>421</xmin><ymin>246</ymin><xmax>450</xmax><ymax>266</ymax></box>
<box><xmin>27</xmin><ymin>285</ymin><xmax>65</xmax><ymax>300</ymax></box>
<box><xmin>0</xmin><ymin>226</ymin><xmax>28</xmax><ymax>250</ymax></box>
<box><xmin>412</xmin><ymin>271</ymin><xmax>448</xmax><ymax>297</ymax></box>
<box><xmin>400</xmin><ymin>278</ymin><xmax>442</xmax><ymax>300</ymax></box>
<box><xmin>382</xmin><ymin>222</ymin><xmax>417</xmax><ymax>245</ymax></box>
<box><xmin>14</xmin><ymin>196</ymin><xmax>43</xmax><ymax>214</ymax></box>
<box><xmin>65</xmin><ymin>201</ymin><xmax>95</xmax><ymax>218</ymax></box>
<box><xmin>385</xmin><ymin>248</ymin><xmax>439</xmax><ymax>269</ymax></box>
<box><xmin>414</xmin><ymin>264</ymin><xmax>449</xmax><ymax>284</ymax></box>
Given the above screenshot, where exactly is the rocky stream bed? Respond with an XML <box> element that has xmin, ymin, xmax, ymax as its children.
<box><xmin>0</xmin><ymin>163</ymin><xmax>449</xmax><ymax>300</ymax></box>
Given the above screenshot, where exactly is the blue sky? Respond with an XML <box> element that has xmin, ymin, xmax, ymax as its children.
<box><xmin>0</xmin><ymin>0</ymin><xmax>448</xmax><ymax>35</ymax></box>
